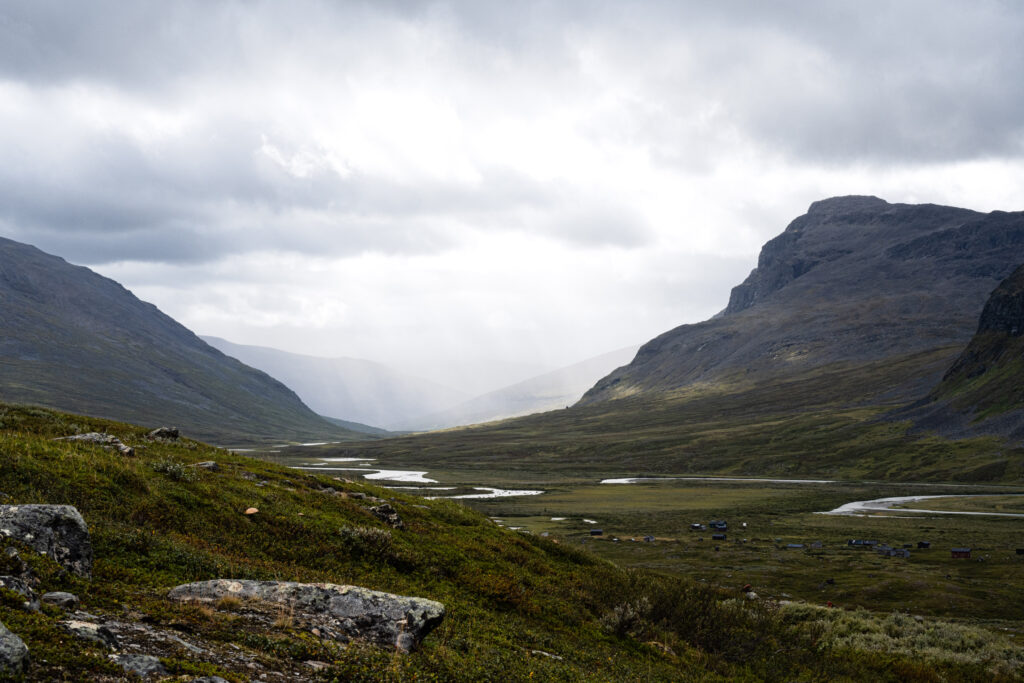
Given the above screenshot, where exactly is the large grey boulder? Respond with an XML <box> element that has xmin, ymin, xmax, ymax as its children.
<box><xmin>0</xmin><ymin>505</ymin><xmax>93</xmax><ymax>578</ymax></box>
<box><xmin>167</xmin><ymin>579</ymin><xmax>445</xmax><ymax>652</ymax></box>
<box><xmin>0</xmin><ymin>620</ymin><xmax>29</xmax><ymax>677</ymax></box>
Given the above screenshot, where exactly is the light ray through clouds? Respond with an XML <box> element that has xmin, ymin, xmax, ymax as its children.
<box><xmin>2</xmin><ymin>1</ymin><xmax>1023</xmax><ymax>391</ymax></box>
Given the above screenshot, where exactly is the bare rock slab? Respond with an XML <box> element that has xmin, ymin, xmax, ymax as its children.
<box><xmin>0</xmin><ymin>619</ymin><xmax>29</xmax><ymax>677</ymax></box>
<box><xmin>0</xmin><ymin>505</ymin><xmax>93</xmax><ymax>578</ymax></box>
<box><xmin>167</xmin><ymin>579</ymin><xmax>445</xmax><ymax>652</ymax></box>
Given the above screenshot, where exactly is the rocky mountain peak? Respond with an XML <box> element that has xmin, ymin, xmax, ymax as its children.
<box><xmin>805</xmin><ymin>195</ymin><xmax>889</xmax><ymax>216</ymax></box>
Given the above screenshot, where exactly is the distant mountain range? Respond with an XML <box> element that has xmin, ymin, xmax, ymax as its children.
<box><xmin>203</xmin><ymin>336</ymin><xmax>639</xmax><ymax>431</ymax></box>
<box><xmin>403</xmin><ymin>345</ymin><xmax>639</xmax><ymax>430</ymax></box>
<box><xmin>0</xmin><ymin>236</ymin><xmax>363</xmax><ymax>445</ymax></box>
<box><xmin>582</xmin><ymin>196</ymin><xmax>1024</xmax><ymax>406</ymax></box>
<box><xmin>200</xmin><ymin>336</ymin><xmax>468</xmax><ymax>431</ymax></box>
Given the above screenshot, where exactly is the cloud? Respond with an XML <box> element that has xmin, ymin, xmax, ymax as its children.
<box><xmin>3</xmin><ymin>1</ymin><xmax>1024</xmax><ymax>381</ymax></box>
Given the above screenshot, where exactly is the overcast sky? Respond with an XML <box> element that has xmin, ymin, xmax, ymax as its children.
<box><xmin>3</xmin><ymin>1</ymin><xmax>1024</xmax><ymax>392</ymax></box>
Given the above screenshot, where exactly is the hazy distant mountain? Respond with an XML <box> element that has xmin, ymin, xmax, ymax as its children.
<box><xmin>404</xmin><ymin>345</ymin><xmax>640</xmax><ymax>430</ymax></box>
<box><xmin>200</xmin><ymin>337</ymin><xmax>468</xmax><ymax>430</ymax></box>
<box><xmin>0</xmin><ymin>236</ymin><xmax>363</xmax><ymax>445</ymax></box>
<box><xmin>582</xmin><ymin>196</ymin><xmax>1024</xmax><ymax>405</ymax></box>
<box><xmin>896</xmin><ymin>263</ymin><xmax>1024</xmax><ymax>444</ymax></box>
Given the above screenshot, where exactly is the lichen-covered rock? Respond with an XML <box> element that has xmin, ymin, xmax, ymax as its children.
<box><xmin>370</xmin><ymin>503</ymin><xmax>405</xmax><ymax>529</ymax></box>
<box><xmin>0</xmin><ymin>620</ymin><xmax>29</xmax><ymax>676</ymax></box>
<box><xmin>41</xmin><ymin>591</ymin><xmax>79</xmax><ymax>611</ymax></box>
<box><xmin>147</xmin><ymin>427</ymin><xmax>180</xmax><ymax>441</ymax></box>
<box><xmin>0</xmin><ymin>575</ymin><xmax>38</xmax><ymax>611</ymax></box>
<box><xmin>167</xmin><ymin>579</ymin><xmax>445</xmax><ymax>653</ymax></box>
<box><xmin>54</xmin><ymin>432</ymin><xmax>134</xmax><ymax>456</ymax></box>
<box><xmin>110</xmin><ymin>653</ymin><xmax>168</xmax><ymax>678</ymax></box>
<box><xmin>61</xmin><ymin>619</ymin><xmax>118</xmax><ymax>648</ymax></box>
<box><xmin>0</xmin><ymin>505</ymin><xmax>93</xmax><ymax>578</ymax></box>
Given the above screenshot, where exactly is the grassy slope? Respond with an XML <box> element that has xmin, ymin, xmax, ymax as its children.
<box><xmin>2</xmin><ymin>403</ymin><xmax>1016</xmax><ymax>682</ymax></box>
<box><xmin>328</xmin><ymin>349</ymin><xmax>1024</xmax><ymax>485</ymax></box>
<box><xmin>934</xmin><ymin>332</ymin><xmax>1024</xmax><ymax>421</ymax></box>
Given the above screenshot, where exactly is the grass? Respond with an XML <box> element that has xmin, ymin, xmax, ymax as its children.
<box><xmin>6</xmin><ymin>400</ymin><xmax>985</xmax><ymax>682</ymax></box>
<box><xmin>311</xmin><ymin>349</ymin><xmax>1023</xmax><ymax>486</ymax></box>
<box><xmin>3</xmin><ymin>394</ymin><xmax>1023</xmax><ymax>679</ymax></box>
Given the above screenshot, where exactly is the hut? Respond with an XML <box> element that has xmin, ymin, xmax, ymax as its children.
<box><xmin>951</xmin><ymin>547</ymin><xmax>972</xmax><ymax>559</ymax></box>
<box><xmin>589</xmin><ymin>529</ymin><xmax>603</xmax><ymax>536</ymax></box>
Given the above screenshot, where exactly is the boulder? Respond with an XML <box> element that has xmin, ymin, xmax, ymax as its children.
<box><xmin>0</xmin><ymin>620</ymin><xmax>29</xmax><ymax>677</ymax></box>
<box><xmin>0</xmin><ymin>575</ymin><xmax>38</xmax><ymax>611</ymax></box>
<box><xmin>54</xmin><ymin>432</ymin><xmax>134</xmax><ymax>456</ymax></box>
<box><xmin>61</xmin><ymin>619</ymin><xmax>118</xmax><ymax>648</ymax></box>
<box><xmin>0</xmin><ymin>505</ymin><xmax>93</xmax><ymax>578</ymax></box>
<box><xmin>167</xmin><ymin>579</ymin><xmax>445</xmax><ymax>653</ymax></box>
<box><xmin>370</xmin><ymin>503</ymin><xmax>405</xmax><ymax>530</ymax></box>
<box><xmin>110</xmin><ymin>653</ymin><xmax>168</xmax><ymax>678</ymax></box>
<box><xmin>147</xmin><ymin>427</ymin><xmax>180</xmax><ymax>441</ymax></box>
<box><xmin>41</xmin><ymin>591</ymin><xmax>79</xmax><ymax>611</ymax></box>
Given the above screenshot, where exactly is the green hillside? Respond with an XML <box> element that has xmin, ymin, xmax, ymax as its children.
<box><xmin>2</xmin><ymin>402</ymin><xmax>1018</xmax><ymax>681</ymax></box>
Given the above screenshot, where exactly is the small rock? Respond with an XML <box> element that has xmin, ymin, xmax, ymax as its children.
<box><xmin>193</xmin><ymin>461</ymin><xmax>219</xmax><ymax>471</ymax></box>
<box><xmin>304</xmin><ymin>660</ymin><xmax>330</xmax><ymax>671</ymax></box>
<box><xmin>0</xmin><ymin>575</ymin><xmax>39</xmax><ymax>611</ymax></box>
<box><xmin>41</xmin><ymin>591</ymin><xmax>79</xmax><ymax>611</ymax></box>
<box><xmin>191</xmin><ymin>677</ymin><xmax>229</xmax><ymax>683</ymax></box>
<box><xmin>0</xmin><ymin>619</ymin><xmax>29</xmax><ymax>676</ymax></box>
<box><xmin>244</xmin><ymin>507</ymin><xmax>259</xmax><ymax>516</ymax></box>
<box><xmin>110</xmin><ymin>653</ymin><xmax>169</xmax><ymax>678</ymax></box>
<box><xmin>745</xmin><ymin>591</ymin><xmax>759</xmax><ymax>600</ymax></box>
<box><xmin>61</xmin><ymin>619</ymin><xmax>118</xmax><ymax>648</ymax></box>
<box><xmin>370</xmin><ymin>503</ymin><xmax>405</xmax><ymax>530</ymax></box>
<box><xmin>0</xmin><ymin>504</ymin><xmax>93</xmax><ymax>577</ymax></box>
<box><xmin>147</xmin><ymin>427</ymin><xmax>180</xmax><ymax>441</ymax></box>
<box><xmin>54</xmin><ymin>432</ymin><xmax>134</xmax><ymax>456</ymax></box>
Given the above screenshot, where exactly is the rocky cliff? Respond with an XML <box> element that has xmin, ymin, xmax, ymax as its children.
<box><xmin>581</xmin><ymin>197</ymin><xmax>1024</xmax><ymax>404</ymax></box>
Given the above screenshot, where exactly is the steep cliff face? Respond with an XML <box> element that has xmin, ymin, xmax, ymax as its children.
<box><xmin>581</xmin><ymin>197</ymin><xmax>1024</xmax><ymax>404</ymax></box>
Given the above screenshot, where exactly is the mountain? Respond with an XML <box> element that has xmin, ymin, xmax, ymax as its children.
<box><xmin>405</xmin><ymin>345</ymin><xmax>640</xmax><ymax>430</ymax></box>
<box><xmin>0</xmin><ymin>236</ymin><xmax>363</xmax><ymax>445</ymax></box>
<box><xmin>200</xmin><ymin>336</ymin><xmax>468</xmax><ymax>430</ymax></box>
<box><xmin>582</xmin><ymin>196</ymin><xmax>1024</xmax><ymax>405</ymax></box>
<box><xmin>895</xmin><ymin>263</ymin><xmax>1024</xmax><ymax>443</ymax></box>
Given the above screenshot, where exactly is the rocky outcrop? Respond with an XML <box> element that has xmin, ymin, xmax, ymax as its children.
<box><xmin>167</xmin><ymin>579</ymin><xmax>445</xmax><ymax>653</ymax></box>
<box><xmin>0</xmin><ymin>505</ymin><xmax>93</xmax><ymax>578</ymax></box>
<box><xmin>54</xmin><ymin>432</ymin><xmax>134</xmax><ymax>457</ymax></box>
<box><xmin>370</xmin><ymin>503</ymin><xmax>405</xmax><ymax>529</ymax></box>
<box><xmin>0</xmin><ymin>620</ymin><xmax>29</xmax><ymax>677</ymax></box>
<box><xmin>147</xmin><ymin>427</ymin><xmax>180</xmax><ymax>441</ymax></box>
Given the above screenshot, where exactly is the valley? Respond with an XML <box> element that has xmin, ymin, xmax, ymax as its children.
<box><xmin>261</xmin><ymin>446</ymin><xmax>1024</xmax><ymax>624</ymax></box>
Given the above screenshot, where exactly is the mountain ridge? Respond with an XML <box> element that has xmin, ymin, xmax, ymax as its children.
<box><xmin>581</xmin><ymin>196</ymin><xmax>1024</xmax><ymax>405</ymax></box>
<box><xmin>0</xmin><ymin>236</ymin><xmax>361</xmax><ymax>445</ymax></box>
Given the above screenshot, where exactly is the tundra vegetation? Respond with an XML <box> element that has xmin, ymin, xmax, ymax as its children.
<box><xmin>3</xmin><ymin>403</ymin><xmax>1022</xmax><ymax>681</ymax></box>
